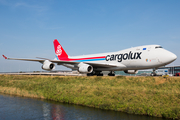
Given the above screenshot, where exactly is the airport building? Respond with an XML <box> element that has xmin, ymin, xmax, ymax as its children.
<box><xmin>115</xmin><ymin>66</ymin><xmax>180</xmax><ymax>76</ymax></box>
<box><xmin>115</xmin><ymin>71</ymin><xmax>152</xmax><ymax>76</ymax></box>
<box><xmin>158</xmin><ymin>66</ymin><xmax>180</xmax><ymax>75</ymax></box>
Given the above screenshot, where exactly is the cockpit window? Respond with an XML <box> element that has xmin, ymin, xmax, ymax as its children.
<box><xmin>155</xmin><ymin>46</ymin><xmax>163</xmax><ymax>49</ymax></box>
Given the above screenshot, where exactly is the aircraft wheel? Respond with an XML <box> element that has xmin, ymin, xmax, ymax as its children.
<box><xmin>87</xmin><ymin>73</ymin><xmax>94</xmax><ymax>76</ymax></box>
<box><xmin>108</xmin><ymin>74</ymin><xmax>115</xmax><ymax>76</ymax></box>
<box><xmin>151</xmin><ymin>73</ymin><xmax>156</xmax><ymax>76</ymax></box>
<box><xmin>108</xmin><ymin>71</ymin><xmax>115</xmax><ymax>76</ymax></box>
<box><xmin>97</xmin><ymin>73</ymin><xmax>103</xmax><ymax>76</ymax></box>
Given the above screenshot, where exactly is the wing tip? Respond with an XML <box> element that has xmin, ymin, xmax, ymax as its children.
<box><xmin>2</xmin><ymin>55</ymin><xmax>7</xmax><ymax>59</ymax></box>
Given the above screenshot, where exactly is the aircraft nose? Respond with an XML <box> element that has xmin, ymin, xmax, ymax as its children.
<box><xmin>166</xmin><ymin>52</ymin><xmax>177</xmax><ymax>63</ymax></box>
<box><xmin>171</xmin><ymin>53</ymin><xmax>177</xmax><ymax>61</ymax></box>
<box><xmin>159</xmin><ymin>51</ymin><xmax>177</xmax><ymax>64</ymax></box>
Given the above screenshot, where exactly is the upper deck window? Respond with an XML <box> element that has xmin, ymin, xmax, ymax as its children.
<box><xmin>155</xmin><ymin>46</ymin><xmax>163</xmax><ymax>49</ymax></box>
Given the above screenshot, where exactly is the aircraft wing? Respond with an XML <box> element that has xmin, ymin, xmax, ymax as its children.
<box><xmin>2</xmin><ymin>55</ymin><xmax>78</xmax><ymax>64</ymax></box>
<box><xmin>48</xmin><ymin>60</ymin><xmax>119</xmax><ymax>68</ymax></box>
<box><xmin>2</xmin><ymin>55</ymin><xmax>122</xmax><ymax>68</ymax></box>
<box><xmin>2</xmin><ymin>55</ymin><xmax>44</xmax><ymax>62</ymax></box>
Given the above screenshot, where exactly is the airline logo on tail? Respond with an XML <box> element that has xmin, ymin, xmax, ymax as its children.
<box><xmin>56</xmin><ymin>45</ymin><xmax>62</xmax><ymax>56</ymax></box>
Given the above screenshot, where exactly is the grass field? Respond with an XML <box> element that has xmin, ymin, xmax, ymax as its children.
<box><xmin>0</xmin><ymin>75</ymin><xmax>179</xmax><ymax>119</ymax></box>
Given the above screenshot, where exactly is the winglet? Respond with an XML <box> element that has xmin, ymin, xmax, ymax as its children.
<box><xmin>2</xmin><ymin>55</ymin><xmax>7</xmax><ymax>59</ymax></box>
<box><xmin>53</xmin><ymin>39</ymin><xmax>68</xmax><ymax>60</ymax></box>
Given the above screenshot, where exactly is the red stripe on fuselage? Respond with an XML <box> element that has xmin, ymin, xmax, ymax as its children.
<box><xmin>59</xmin><ymin>56</ymin><xmax>106</xmax><ymax>61</ymax></box>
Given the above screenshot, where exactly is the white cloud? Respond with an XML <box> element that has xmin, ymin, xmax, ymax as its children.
<box><xmin>171</xmin><ymin>36</ymin><xmax>179</xmax><ymax>40</ymax></box>
<box><xmin>0</xmin><ymin>1</ymin><xmax>48</xmax><ymax>13</ymax></box>
<box><xmin>0</xmin><ymin>0</ymin><xmax>11</xmax><ymax>6</ymax></box>
<box><xmin>14</xmin><ymin>2</ymin><xmax>47</xmax><ymax>13</ymax></box>
<box><xmin>48</xmin><ymin>27</ymin><xmax>63</xmax><ymax>30</ymax></box>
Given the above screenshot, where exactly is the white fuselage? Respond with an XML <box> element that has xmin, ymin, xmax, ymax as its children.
<box><xmin>66</xmin><ymin>45</ymin><xmax>177</xmax><ymax>71</ymax></box>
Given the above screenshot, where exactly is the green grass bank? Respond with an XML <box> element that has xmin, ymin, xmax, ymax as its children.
<box><xmin>0</xmin><ymin>75</ymin><xmax>180</xmax><ymax>119</ymax></box>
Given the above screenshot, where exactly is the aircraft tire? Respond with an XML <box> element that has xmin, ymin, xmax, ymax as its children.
<box><xmin>108</xmin><ymin>73</ymin><xmax>115</xmax><ymax>76</ymax></box>
<box><xmin>97</xmin><ymin>73</ymin><xmax>103</xmax><ymax>76</ymax></box>
<box><xmin>87</xmin><ymin>73</ymin><xmax>94</xmax><ymax>76</ymax></box>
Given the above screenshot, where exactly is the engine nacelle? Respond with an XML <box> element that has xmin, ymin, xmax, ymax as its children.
<box><xmin>42</xmin><ymin>60</ymin><xmax>55</xmax><ymax>71</ymax></box>
<box><xmin>124</xmin><ymin>70</ymin><xmax>138</xmax><ymax>74</ymax></box>
<box><xmin>78</xmin><ymin>63</ymin><xmax>93</xmax><ymax>73</ymax></box>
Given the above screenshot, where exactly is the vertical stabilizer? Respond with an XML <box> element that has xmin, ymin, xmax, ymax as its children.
<box><xmin>53</xmin><ymin>39</ymin><xmax>68</xmax><ymax>60</ymax></box>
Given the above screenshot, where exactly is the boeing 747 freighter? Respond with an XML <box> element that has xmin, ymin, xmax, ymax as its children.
<box><xmin>2</xmin><ymin>39</ymin><xmax>177</xmax><ymax>76</ymax></box>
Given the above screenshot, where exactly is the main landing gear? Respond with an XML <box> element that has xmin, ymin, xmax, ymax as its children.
<box><xmin>87</xmin><ymin>71</ymin><xmax>103</xmax><ymax>76</ymax></box>
<box><xmin>87</xmin><ymin>71</ymin><xmax>115</xmax><ymax>76</ymax></box>
<box><xmin>108</xmin><ymin>71</ymin><xmax>115</xmax><ymax>76</ymax></box>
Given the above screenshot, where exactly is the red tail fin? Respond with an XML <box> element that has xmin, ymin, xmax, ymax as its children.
<box><xmin>53</xmin><ymin>39</ymin><xmax>68</xmax><ymax>60</ymax></box>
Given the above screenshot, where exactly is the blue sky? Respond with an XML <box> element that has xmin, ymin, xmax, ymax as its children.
<box><xmin>0</xmin><ymin>0</ymin><xmax>180</xmax><ymax>72</ymax></box>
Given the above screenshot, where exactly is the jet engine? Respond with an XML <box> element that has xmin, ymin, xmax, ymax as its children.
<box><xmin>78</xmin><ymin>63</ymin><xmax>93</xmax><ymax>73</ymax></box>
<box><xmin>42</xmin><ymin>60</ymin><xmax>55</xmax><ymax>70</ymax></box>
<box><xmin>124</xmin><ymin>70</ymin><xmax>138</xmax><ymax>74</ymax></box>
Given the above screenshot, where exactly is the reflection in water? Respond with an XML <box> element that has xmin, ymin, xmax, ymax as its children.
<box><xmin>51</xmin><ymin>105</ymin><xmax>65</xmax><ymax>120</ymax></box>
<box><xmin>0</xmin><ymin>94</ymin><xmax>165</xmax><ymax>120</ymax></box>
<box><xmin>43</xmin><ymin>103</ymin><xmax>51</xmax><ymax>120</ymax></box>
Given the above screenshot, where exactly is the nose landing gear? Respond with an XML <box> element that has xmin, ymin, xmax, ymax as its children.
<box><xmin>151</xmin><ymin>68</ymin><xmax>157</xmax><ymax>76</ymax></box>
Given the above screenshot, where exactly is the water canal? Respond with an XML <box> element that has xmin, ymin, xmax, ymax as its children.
<box><xmin>0</xmin><ymin>93</ymin><xmax>166</xmax><ymax>120</ymax></box>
